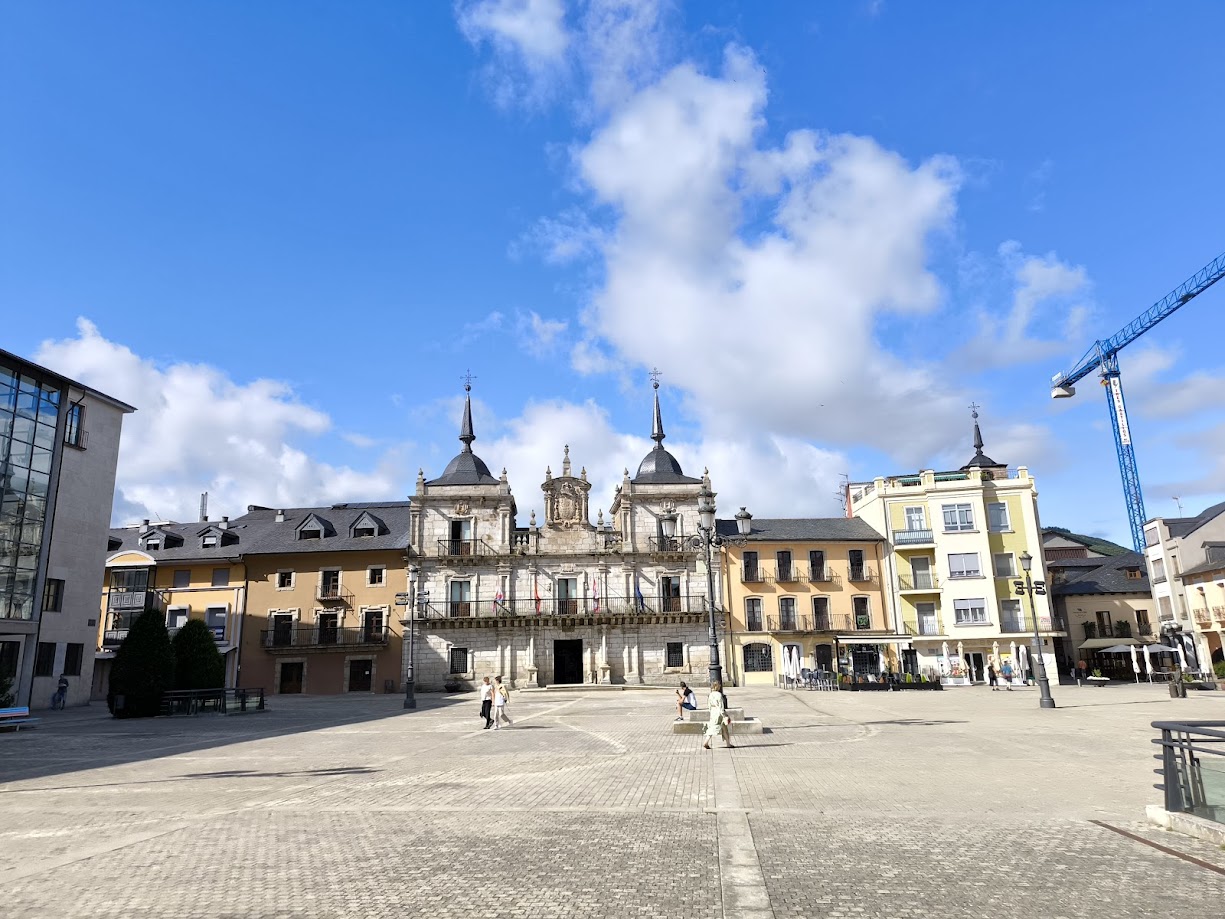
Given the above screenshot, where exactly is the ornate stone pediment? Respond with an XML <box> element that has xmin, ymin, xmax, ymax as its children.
<box><xmin>542</xmin><ymin>445</ymin><xmax>591</xmax><ymax>528</ymax></box>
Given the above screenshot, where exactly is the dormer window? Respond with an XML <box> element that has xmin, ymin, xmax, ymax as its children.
<box><xmin>299</xmin><ymin>528</ymin><xmax>321</xmax><ymax>540</ymax></box>
<box><xmin>1125</xmin><ymin>567</ymin><xmax>1142</xmax><ymax>580</ymax></box>
<box><xmin>145</xmin><ymin>537</ymin><xmax>161</xmax><ymax>551</ymax></box>
<box><xmin>349</xmin><ymin>511</ymin><xmax>384</xmax><ymax>539</ymax></box>
<box><xmin>354</xmin><ymin>526</ymin><xmax>375</xmax><ymax>538</ymax></box>
<box><xmin>202</xmin><ymin>534</ymin><xmax>218</xmax><ymax>549</ymax></box>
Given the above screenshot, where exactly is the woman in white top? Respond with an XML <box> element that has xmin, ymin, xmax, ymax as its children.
<box><xmin>492</xmin><ymin>675</ymin><xmax>513</xmax><ymax>730</ymax></box>
<box><xmin>702</xmin><ymin>681</ymin><xmax>732</xmax><ymax>749</ymax></box>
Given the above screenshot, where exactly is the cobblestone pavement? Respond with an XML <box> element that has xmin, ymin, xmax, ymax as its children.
<box><xmin>1</xmin><ymin>683</ymin><xmax>1223</xmax><ymax>917</ymax></box>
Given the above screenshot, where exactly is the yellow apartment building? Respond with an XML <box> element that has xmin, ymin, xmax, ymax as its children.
<box><xmin>94</xmin><ymin>516</ymin><xmax>247</xmax><ymax>699</ymax></box>
<box><xmin>848</xmin><ymin>415</ymin><xmax>1061</xmax><ymax>686</ymax></box>
<box><xmin>718</xmin><ymin>515</ymin><xmax>901</xmax><ymax>685</ymax></box>
<box><xmin>240</xmin><ymin>503</ymin><xmax>409</xmax><ymax>695</ymax></box>
<box><xmin>1178</xmin><ymin>548</ymin><xmax>1225</xmax><ymax>670</ymax></box>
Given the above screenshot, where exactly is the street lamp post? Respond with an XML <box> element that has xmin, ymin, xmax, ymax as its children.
<box><xmin>402</xmin><ymin>566</ymin><xmax>421</xmax><ymax>710</ymax></box>
<box><xmin>1018</xmin><ymin>551</ymin><xmax>1056</xmax><ymax>709</ymax></box>
<box><xmin>659</xmin><ymin>488</ymin><xmax>750</xmax><ymax>693</ymax></box>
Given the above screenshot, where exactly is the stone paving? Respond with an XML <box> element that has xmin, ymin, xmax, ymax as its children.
<box><xmin>1</xmin><ymin>683</ymin><xmax>1224</xmax><ymax>918</ymax></box>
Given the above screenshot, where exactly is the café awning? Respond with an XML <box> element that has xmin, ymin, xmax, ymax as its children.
<box><xmin>1078</xmin><ymin>637</ymin><xmax>1140</xmax><ymax>650</ymax></box>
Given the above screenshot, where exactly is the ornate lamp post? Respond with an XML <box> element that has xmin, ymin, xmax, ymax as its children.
<box><xmin>402</xmin><ymin>566</ymin><xmax>424</xmax><ymax>710</ymax></box>
<box><xmin>1018</xmin><ymin>551</ymin><xmax>1056</xmax><ymax>709</ymax></box>
<box><xmin>659</xmin><ymin>487</ymin><xmax>750</xmax><ymax>691</ymax></box>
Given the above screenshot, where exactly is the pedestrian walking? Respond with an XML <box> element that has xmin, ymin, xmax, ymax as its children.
<box><xmin>51</xmin><ymin>674</ymin><xmax>69</xmax><ymax>710</ymax></box>
<box><xmin>702</xmin><ymin>681</ymin><xmax>732</xmax><ymax>750</ymax></box>
<box><xmin>1000</xmin><ymin>660</ymin><xmax>1014</xmax><ymax>690</ymax></box>
<box><xmin>675</xmin><ymin>681</ymin><xmax>697</xmax><ymax>721</ymax></box>
<box><xmin>987</xmin><ymin>661</ymin><xmax>999</xmax><ymax>691</ymax></box>
<box><xmin>479</xmin><ymin>676</ymin><xmax>494</xmax><ymax>729</ymax></box>
<box><xmin>492</xmin><ymin>675</ymin><xmax>512</xmax><ymax>729</ymax></box>
<box><xmin>1076</xmin><ymin>658</ymin><xmax>1088</xmax><ymax>685</ymax></box>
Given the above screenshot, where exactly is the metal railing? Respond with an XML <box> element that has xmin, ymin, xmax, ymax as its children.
<box><xmin>1000</xmin><ymin>618</ymin><xmax>1032</xmax><ymax>633</ymax></box>
<box><xmin>160</xmin><ymin>687</ymin><xmax>267</xmax><ymax>716</ymax></box>
<box><xmin>892</xmin><ymin>528</ymin><xmax>934</xmax><ymax>545</ymax></box>
<box><xmin>261</xmin><ymin>626</ymin><xmax>391</xmax><ymax>650</ymax></box>
<box><xmin>774</xmin><ymin>565</ymin><xmax>801</xmax><ymax>583</ymax></box>
<box><xmin>106</xmin><ymin>589</ymin><xmax>161</xmax><ymax>613</ymax></box>
<box><xmin>766</xmin><ymin>615</ymin><xmax>806</xmax><ymax>632</ymax></box>
<box><xmin>897</xmin><ymin>574</ymin><xmax>939</xmax><ymax>591</ymax></box>
<box><xmin>410</xmin><ymin>595</ymin><xmax>709</xmax><ymax>619</ymax></box>
<box><xmin>806</xmin><ymin>566</ymin><xmax>832</xmax><ymax>583</ymax></box>
<box><xmin>812</xmin><ymin>613</ymin><xmax>855</xmax><ymax>632</ymax></box>
<box><xmin>101</xmin><ymin>629</ymin><xmax>129</xmax><ymax>647</ymax></box>
<box><xmin>316</xmin><ymin>583</ymin><xmax>354</xmax><ymax>604</ymax></box>
<box><xmin>741</xmin><ymin>568</ymin><xmax>766</xmax><ymax>583</ymax></box>
<box><xmin>648</xmin><ymin>536</ymin><xmax>692</xmax><ymax>555</ymax></box>
<box><xmin>903</xmin><ymin>617</ymin><xmax>944</xmax><ymax>637</ymax></box>
<box><xmin>1152</xmin><ymin>721</ymin><xmax>1225</xmax><ymax>824</ymax></box>
<box><xmin>847</xmin><ymin>566</ymin><xmax>877</xmax><ymax>584</ymax></box>
<box><xmin>436</xmin><ymin>538</ymin><xmax>498</xmax><ymax>559</ymax></box>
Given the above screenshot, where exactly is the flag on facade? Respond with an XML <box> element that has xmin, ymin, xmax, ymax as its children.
<box><xmin>534</xmin><ymin>577</ymin><xmax>542</xmax><ymax>615</ymax></box>
<box><xmin>592</xmin><ymin>576</ymin><xmax>599</xmax><ymax>614</ymax></box>
<box><xmin>493</xmin><ymin>586</ymin><xmax>504</xmax><ymax>615</ymax></box>
<box><xmin>634</xmin><ymin>578</ymin><xmax>645</xmax><ymax>613</ymax></box>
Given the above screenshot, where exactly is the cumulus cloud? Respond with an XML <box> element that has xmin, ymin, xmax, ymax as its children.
<box><xmin>36</xmin><ymin>319</ymin><xmax>407</xmax><ymax>524</ymax></box>
<box><xmin>1121</xmin><ymin>343</ymin><xmax>1225</xmax><ymax>421</ymax></box>
<box><xmin>516</xmin><ymin>310</ymin><xmax>569</xmax><ymax>355</ymax></box>
<box><xmin>457</xmin><ymin>0</ymin><xmax>571</xmax><ymax>108</ymax></box>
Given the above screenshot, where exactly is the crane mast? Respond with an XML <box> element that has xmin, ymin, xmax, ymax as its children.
<box><xmin>1052</xmin><ymin>250</ymin><xmax>1225</xmax><ymax>552</ymax></box>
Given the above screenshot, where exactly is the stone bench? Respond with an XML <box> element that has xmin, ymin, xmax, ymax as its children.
<box><xmin>671</xmin><ymin>717</ymin><xmax>764</xmax><ymax>735</ymax></box>
<box><xmin>681</xmin><ymin>707</ymin><xmax>746</xmax><ymax>722</ymax></box>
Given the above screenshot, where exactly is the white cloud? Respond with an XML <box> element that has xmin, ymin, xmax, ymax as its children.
<box><xmin>457</xmin><ymin>0</ymin><xmax>571</xmax><ymax>108</ymax></box>
<box><xmin>516</xmin><ymin>310</ymin><xmax>569</xmax><ymax>355</ymax></box>
<box><xmin>35</xmin><ymin>319</ymin><xmax>405</xmax><ymax>524</ymax></box>
<box><xmin>1119</xmin><ymin>343</ymin><xmax>1225</xmax><ymax>421</ymax></box>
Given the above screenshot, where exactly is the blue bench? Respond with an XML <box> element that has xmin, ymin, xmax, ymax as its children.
<box><xmin>0</xmin><ymin>706</ymin><xmax>40</xmax><ymax>732</ymax></box>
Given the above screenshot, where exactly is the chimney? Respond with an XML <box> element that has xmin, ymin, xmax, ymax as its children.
<box><xmin>142</xmin><ymin>518</ymin><xmax>150</xmax><ymax>528</ymax></box>
<box><xmin>219</xmin><ymin>516</ymin><xmax>229</xmax><ymax>530</ymax></box>
<box><xmin>200</xmin><ymin>491</ymin><xmax>208</xmax><ymax>522</ymax></box>
<box><xmin>275</xmin><ymin>509</ymin><xmax>285</xmax><ymax>523</ymax></box>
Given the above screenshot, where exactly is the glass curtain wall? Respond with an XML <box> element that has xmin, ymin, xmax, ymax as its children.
<box><xmin>0</xmin><ymin>364</ymin><xmax>60</xmax><ymax>620</ymax></box>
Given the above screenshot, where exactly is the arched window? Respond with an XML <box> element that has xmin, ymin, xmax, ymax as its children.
<box><xmin>743</xmin><ymin>642</ymin><xmax>773</xmax><ymax>673</ymax></box>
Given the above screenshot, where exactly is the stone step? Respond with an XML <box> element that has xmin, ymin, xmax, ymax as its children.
<box><xmin>671</xmin><ymin>718</ymin><xmax>764</xmax><ymax>735</ymax></box>
<box><xmin>682</xmin><ymin>708</ymin><xmax>746</xmax><ymax>722</ymax></box>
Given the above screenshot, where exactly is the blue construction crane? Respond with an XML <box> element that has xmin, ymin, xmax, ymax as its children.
<box><xmin>1051</xmin><ymin>250</ymin><xmax>1225</xmax><ymax>551</ymax></box>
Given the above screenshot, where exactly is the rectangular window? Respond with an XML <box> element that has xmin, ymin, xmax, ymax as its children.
<box><xmin>42</xmin><ymin>578</ymin><xmax>64</xmax><ymax>612</ymax></box>
<box><xmin>808</xmin><ymin>550</ymin><xmax>825</xmax><ymax>580</ymax></box>
<box><xmin>64</xmin><ymin>403</ymin><xmax>85</xmax><ymax>448</ymax></box>
<box><xmin>852</xmin><ymin>596</ymin><xmax>871</xmax><ymax>630</ymax></box>
<box><xmin>848</xmin><ymin>549</ymin><xmax>865</xmax><ymax>581</ymax></box>
<box><xmin>743</xmin><ymin>551</ymin><xmax>761</xmax><ymax>582</ymax></box>
<box><xmin>942</xmin><ymin>503</ymin><xmax>974</xmax><ymax>532</ymax></box>
<box><xmin>948</xmin><ymin>553</ymin><xmax>981</xmax><ymax>579</ymax></box>
<box><xmin>34</xmin><ymin>641</ymin><xmax>56</xmax><ymax>677</ymax></box>
<box><xmin>665</xmin><ymin>642</ymin><xmax>684</xmax><ymax>668</ymax></box>
<box><xmin>63</xmin><ymin>643</ymin><xmax>83</xmax><ymax>677</ymax></box>
<box><xmin>205</xmin><ymin>607</ymin><xmax>227</xmax><ymax>639</ymax></box>
<box><xmin>354</xmin><ymin>525</ymin><xmax>376</xmax><ymax>538</ymax></box>
<box><xmin>299</xmin><ymin>528</ymin><xmax>321</xmax><ymax>540</ymax></box>
<box><xmin>277</xmin><ymin>570</ymin><xmax>294</xmax><ymax>589</ymax></box>
<box><xmin>812</xmin><ymin>596</ymin><xmax>831</xmax><ymax>630</ymax></box>
<box><xmin>993</xmin><ymin>554</ymin><xmax>1015</xmax><ymax>578</ymax></box>
<box><xmin>999</xmin><ymin>599</ymin><xmax>1023</xmax><ymax>631</ymax></box>
<box><xmin>145</xmin><ymin>537</ymin><xmax>161</xmax><ymax>551</ymax></box>
<box><xmin>173</xmin><ymin>569</ymin><xmax>191</xmax><ymax>589</ymax></box>
<box><xmin>660</xmin><ymin>576</ymin><xmax>681</xmax><ymax>612</ymax></box>
<box><xmin>778</xmin><ymin>597</ymin><xmax>796</xmax><ymax>630</ymax></box>
<box><xmin>211</xmin><ymin>567</ymin><xmax>230</xmax><ymax>587</ymax></box>
<box><xmin>1144</xmin><ymin>527</ymin><xmax>1160</xmax><ymax>547</ymax></box>
<box><xmin>953</xmin><ymin>599</ymin><xmax>988</xmax><ymax>625</ymax></box>
<box><xmin>775</xmin><ymin>550</ymin><xmax>793</xmax><ymax>581</ymax></box>
<box><xmin>202</xmin><ymin>533</ymin><xmax>218</xmax><ymax>548</ymax></box>
<box><xmin>449</xmin><ymin>647</ymin><xmax>469</xmax><ymax>674</ymax></box>
<box><xmin>167</xmin><ymin>606</ymin><xmax>190</xmax><ymax>629</ymax></box>
<box><xmin>1137</xmin><ymin>609</ymin><xmax>1151</xmax><ymax>633</ymax></box>
<box><xmin>745</xmin><ymin>598</ymin><xmax>763</xmax><ymax>632</ymax></box>
<box><xmin>904</xmin><ymin>506</ymin><xmax>926</xmax><ymax>530</ymax></box>
<box><xmin>367</xmin><ymin>566</ymin><xmax>385</xmax><ymax>587</ymax></box>
<box><xmin>1151</xmin><ymin>558</ymin><xmax>1166</xmax><ymax>581</ymax></box>
<box><xmin>987</xmin><ymin>502</ymin><xmax>1010</xmax><ymax>531</ymax></box>
<box><xmin>1125</xmin><ymin>567</ymin><xmax>1142</xmax><ymax>580</ymax></box>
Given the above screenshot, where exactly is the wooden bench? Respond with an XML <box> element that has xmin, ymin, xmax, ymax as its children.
<box><xmin>0</xmin><ymin>706</ymin><xmax>40</xmax><ymax>732</ymax></box>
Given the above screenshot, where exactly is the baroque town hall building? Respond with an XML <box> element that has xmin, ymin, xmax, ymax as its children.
<box><xmin>408</xmin><ymin>383</ymin><xmax>718</xmax><ymax>689</ymax></box>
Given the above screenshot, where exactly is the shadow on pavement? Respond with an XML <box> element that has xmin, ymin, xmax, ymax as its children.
<box><xmin>0</xmin><ymin>691</ymin><xmax>478</xmax><ymax>785</ymax></box>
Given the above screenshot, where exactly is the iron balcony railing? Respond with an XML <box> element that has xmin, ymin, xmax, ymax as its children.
<box><xmin>410</xmin><ymin>594</ymin><xmax>710</xmax><ymax>619</ymax></box>
<box><xmin>847</xmin><ymin>566</ymin><xmax>877</xmax><ymax>584</ymax></box>
<box><xmin>774</xmin><ymin>565</ymin><xmax>801</xmax><ymax>583</ymax></box>
<box><xmin>904</xmin><ymin>617</ymin><xmax>944</xmax><ymax>637</ymax></box>
<box><xmin>648</xmin><ymin>536</ymin><xmax>693</xmax><ymax>555</ymax></box>
<box><xmin>811</xmin><ymin>613</ymin><xmax>856</xmax><ymax>632</ymax></box>
<box><xmin>316</xmin><ymin>583</ymin><xmax>354</xmax><ymax>604</ymax></box>
<box><xmin>892</xmin><ymin>528</ymin><xmax>934</xmax><ymax>545</ymax></box>
<box><xmin>741</xmin><ymin>567</ymin><xmax>766</xmax><ymax>584</ymax></box>
<box><xmin>1000</xmin><ymin>618</ymin><xmax>1032</xmax><ymax>633</ymax></box>
<box><xmin>261</xmin><ymin>626</ymin><xmax>391</xmax><ymax>650</ymax></box>
<box><xmin>806</xmin><ymin>566</ymin><xmax>832</xmax><ymax>583</ymax></box>
<box><xmin>897</xmin><ymin>574</ymin><xmax>939</xmax><ymax>591</ymax></box>
<box><xmin>1152</xmin><ymin>720</ymin><xmax>1225</xmax><ymax>825</ymax></box>
<box><xmin>436</xmin><ymin>538</ymin><xmax>499</xmax><ymax>559</ymax></box>
<box><xmin>102</xmin><ymin>629</ymin><xmax>129</xmax><ymax>647</ymax></box>
<box><xmin>1152</xmin><ymin>573</ymin><xmax>1168</xmax><ymax>584</ymax></box>
<box><xmin>106</xmin><ymin>589</ymin><xmax>162</xmax><ymax>613</ymax></box>
<box><xmin>766</xmin><ymin>614</ymin><xmax>806</xmax><ymax>632</ymax></box>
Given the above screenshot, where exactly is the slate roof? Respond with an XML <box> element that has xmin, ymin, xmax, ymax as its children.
<box><xmin>1162</xmin><ymin>500</ymin><xmax>1225</xmax><ymax>539</ymax></box>
<box><xmin>108</xmin><ymin>502</ymin><xmax>413</xmax><ymax>560</ymax></box>
<box><xmin>715</xmin><ymin>517</ymin><xmax>885</xmax><ymax>542</ymax></box>
<box><xmin>1176</xmin><ymin>543</ymin><xmax>1225</xmax><ymax>579</ymax></box>
<box><xmin>1051</xmin><ymin>551</ymin><xmax>1151</xmax><ymax>596</ymax></box>
<box><xmin>632</xmin><ymin>444</ymin><xmax>702</xmax><ymax>485</ymax></box>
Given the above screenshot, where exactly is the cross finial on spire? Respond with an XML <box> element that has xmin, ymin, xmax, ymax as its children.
<box><xmin>462</xmin><ymin>369</ymin><xmax>477</xmax><ymax>393</ymax></box>
<box><xmin>650</xmin><ymin>370</ymin><xmax>665</xmax><ymax>444</ymax></box>
<box><xmin>969</xmin><ymin>401</ymin><xmax>980</xmax><ymax>420</ymax></box>
<box><xmin>649</xmin><ymin>367</ymin><xmax>662</xmax><ymax>390</ymax></box>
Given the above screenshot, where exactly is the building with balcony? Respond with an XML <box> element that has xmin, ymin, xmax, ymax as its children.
<box><xmin>717</xmin><ymin>516</ymin><xmax>899</xmax><ymax>686</ymax></box>
<box><xmin>1</xmin><ymin>348</ymin><xmax>133</xmax><ymax>710</ymax></box>
<box><xmin>1142</xmin><ymin>502</ymin><xmax>1225</xmax><ymax>671</ymax></box>
<box><xmin>406</xmin><ymin>381</ymin><xmax>720</xmax><ymax>690</ymax></box>
<box><xmin>848</xmin><ymin>411</ymin><xmax>1060</xmax><ymax>684</ymax></box>
<box><xmin>1177</xmin><ymin>546</ymin><xmax>1225</xmax><ymax>670</ymax></box>
<box><xmin>1049</xmin><ymin>552</ymin><xmax>1158</xmax><ymax>678</ymax></box>
<box><xmin>95</xmin><ymin>517</ymin><xmax>249</xmax><ymax>698</ymax></box>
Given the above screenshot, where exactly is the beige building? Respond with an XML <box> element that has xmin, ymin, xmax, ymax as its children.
<box><xmin>719</xmin><ymin>517</ymin><xmax>900</xmax><ymax>685</ymax></box>
<box><xmin>848</xmin><ymin>415</ymin><xmax>1060</xmax><ymax>686</ymax></box>
<box><xmin>1177</xmin><ymin>547</ymin><xmax>1225</xmax><ymax>671</ymax></box>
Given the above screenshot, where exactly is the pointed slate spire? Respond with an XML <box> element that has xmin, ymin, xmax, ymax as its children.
<box><xmin>971</xmin><ymin>402</ymin><xmax>984</xmax><ymax>458</ymax></box>
<box><xmin>459</xmin><ymin>381</ymin><xmax>475</xmax><ymax>453</ymax></box>
<box><xmin>650</xmin><ymin>370</ymin><xmax>665</xmax><ymax>446</ymax></box>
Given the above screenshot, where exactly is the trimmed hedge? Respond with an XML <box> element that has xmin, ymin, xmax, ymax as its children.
<box><xmin>108</xmin><ymin>609</ymin><xmax>175</xmax><ymax>718</ymax></box>
<box><xmin>171</xmin><ymin>619</ymin><xmax>225</xmax><ymax>690</ymax></box>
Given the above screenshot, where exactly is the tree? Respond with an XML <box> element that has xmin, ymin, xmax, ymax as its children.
<box><xmin>171</xmin><ymin>619</ymin><xmax>225</xmax><ymax>690</ymax></box>
<box><xmin>108</xmin><ymin>608</ymin><xmax>175</xmax><ymax>718</ymax></box>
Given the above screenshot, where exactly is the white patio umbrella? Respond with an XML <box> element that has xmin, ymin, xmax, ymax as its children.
<box><xmin>1129</xmin><ymin>644</ymin><xmax>1140</xmax><ymax>682</ymax></box>
<box><xmin>786</xmin><ymin>646</ymin><xmax>798</xmax><ymax>686</ymax></box>
<box><xmin>941</xmin><ymin>641</ymin><xmax>950</xmax><ymax>674</ymax></box>
<box><xmin>1017</xmin><ymin>644</ymin><xmax>1029</xmax><ymax>683</ymax></box>
<box><xmin>1142</xmin><ymin>642</ymin><xmax>1154</xmax><ymax>681</ymax></box>
<box><xmin>1009</xmin><ymin>641</ymin><xmax>1018</xmax><ymax>683</ymax></box>
<box><xmin>956</xmin><ymin>641</ymin><xmax>965</xmax><ymax>680</ymax></box>
<box><xmin>992</xmin><ymin>640</ymin><xmax>1000</xmax><ymax>665</ymax></box>
<box><xmin>780</xmin><ymin>645</ymin><xmax>792</xmax><ymax>685</ymax></box>
<box><xmin>1175</xmin><ymin>640</ymin><xmax>1189</xmax><ymax>673</ymax></box>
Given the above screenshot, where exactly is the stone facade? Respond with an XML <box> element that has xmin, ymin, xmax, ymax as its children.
<box><xmin>405</xmin><ymin>384</ymin><xmax>725</xmax><ymax>690</ymax></box>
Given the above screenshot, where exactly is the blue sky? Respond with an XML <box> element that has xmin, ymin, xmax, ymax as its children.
<box><xmin>4</xmin><ymin>1</ymin><xmax>1225</xmax><ymax>547</ymax></box>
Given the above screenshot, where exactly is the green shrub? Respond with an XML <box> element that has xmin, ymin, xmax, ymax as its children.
<box><xmin>171</xmin><ymin>619</ymin><xmax>225</xmax><ymax>690</ymax></box>
<box><xmin>1214</xmin><ymin>661</ymin><xmax>1225</xmax><ymax>680</ymax></box>
<box><xmin>108</xmin><ymin>609</ymin><xmax>175</xmax><ymax>718</ymax></box>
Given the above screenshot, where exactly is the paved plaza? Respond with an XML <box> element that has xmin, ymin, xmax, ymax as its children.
<box><xmin>2</xmin><ymin>682</ymin><xmax>1224</xmax><ymax>918</ymax></box>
